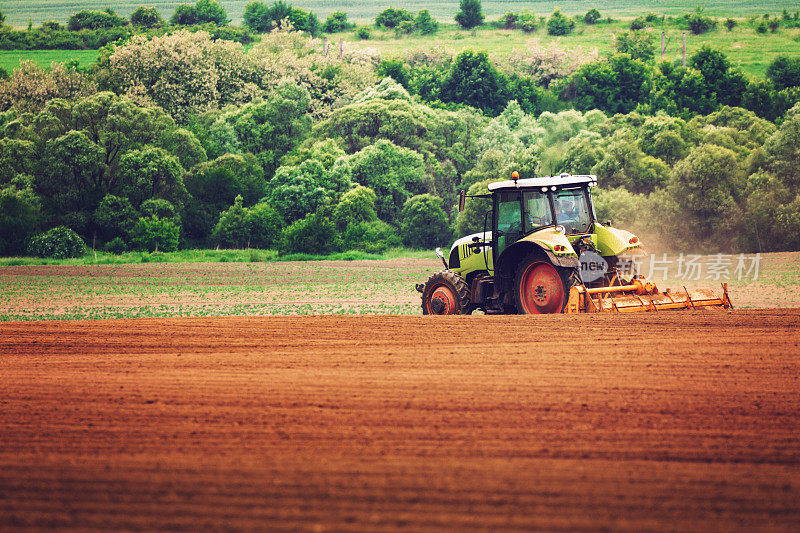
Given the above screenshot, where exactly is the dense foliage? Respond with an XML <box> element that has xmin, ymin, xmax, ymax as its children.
<box><xmin>0</xmin><ymin>6</ymin><xmax>799</xmax><ymax>257</ymax></box>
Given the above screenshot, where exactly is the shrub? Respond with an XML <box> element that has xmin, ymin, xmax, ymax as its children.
<box><xmin>279</xmin><ymin>208</ymin><xmax>342</xmax><ymax>255</ymax></box>
<box><xmin>687</xmin><ymin>10</ymin><xmax>716</xmax><ymax>34</ymax></box>
<box><xmin>103</xmin><ymin>237</ymin><xmax>127</xmax><ymax>254</ymax></box>
<box><xmin>342</xmin><ymin>220</ymin><xmax>401</xmax><ymax>253</ymax></box>
<box><xmin>547</xmin><ymin>9</ymin><xmax>575</xmax><ymax>36</ymax></box>
<box><xmin>130</xmin><ymin>6</ymin><xmax>164</xmax><ymax>28</ymax></box>
<box><xmin>130</xmin><ymin>216</ymin><xmax>180</xmax><ymax>252</ymax></box>
<box><xmin>724</xmin><ymin>18</ymin><xmax>737</xmax><ymax>31</ymax></box>
<box><xmin>243</xmin><ymin>1</ymin><xmax>272</xmax><ymax>32</ymax></box>
<box><xmin>415</xmin><ymin>10</ymin><xmax>438</xmax><ymax>35</ymax></box>
<box><xmin>68</xmin><ymin>9</ymin><xmax>128</xmax><ymax>31</ymax></box>
<box><xmin>454</xmin><ymin>0</ymin><xmax>484</xmax><ymax>29</ymax></box>
<box><xmin>614</xmin><ymin>32</ymin><xmax>655</xmax><ymax>62</ymax></box>
<box><xmin>400</xmin><ymin>194</ymin><xmax>451</xmax><ymax>248</ymax></box>
<box><xmin>27</xmin><ymin>226</ymin><xmax>87</xmax><ymax>258</ymax></box>
<box><xmin>356</xmin><ymin>27</ymin><xmax>371</xmax><ymax>39</ymax></box>
<box><xmin>630</xmin><ymin>17</ymin><xmax>647</xmax><ymax>31</ymax></box>
<box><xmin>375</xmin><ymin>8</ymin><xmax>413</xmax><ymax>29</ymax></box>
<box><xmin>768</xmin><ymin>19</ymin><xmax>780</xmax><ymax>32</ymax></box>
<box><xmin>323</xmin><ymin>11</ymin><xmax>352</xmax><ymax>33</ymax></box>
<box><xmin>767</xmin><ymin>56</ymin><xmax>800</xmax><ymax>90</ymax></box>
<box><xmin>584</xmin><ymin>9</ymin><xmax>601</xmax><ymax>24</ymax></box>
<box><xmin>171</xmin><ymin>0</ymin><xmax>228</xmax><ymax>26</ymax></box>
<box><xmin>245</xmin><ymin>202</ymin><xmax>284</xmax><ymax>248</ymax></box>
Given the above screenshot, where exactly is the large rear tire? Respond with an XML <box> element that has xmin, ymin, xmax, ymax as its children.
<box><xmin>514</xmin><ymin>257</ymin><xmax>580</xmax><ymax>314</ymax></box>
<box><xmin>421</xmin><ymin>271</ymin><xmax>471</xmax><ymax>315</ymax></box>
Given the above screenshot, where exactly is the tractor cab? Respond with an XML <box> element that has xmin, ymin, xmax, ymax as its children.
<box><xmin>490</xmin><ymin>173</ymin><xmax>598</xmax><ymax>262</ymax></box>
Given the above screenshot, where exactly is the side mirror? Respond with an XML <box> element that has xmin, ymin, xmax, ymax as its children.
<box><xmin>458</xmin><ymin>190</ymin><xmax>466</xmax><ymax>212</ymax></box>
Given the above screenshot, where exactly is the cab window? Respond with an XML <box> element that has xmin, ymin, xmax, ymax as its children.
<box><xmin>554</xmin><ymin>188</ymin><xmax>592</xmax><ymax>234</ymax></box>
<box><xmin>523</xmin><ymin>190</ymin><xmax>553</xmax><ymax>233</ymax></box>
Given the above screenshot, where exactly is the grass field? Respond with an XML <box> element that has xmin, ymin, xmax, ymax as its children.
<box><xmin>2</xmin><ymin>14</ymin><xmax>798</xmax><ymax>79</ymax></box>
<box><xmin>0</xmin><ymin>48</ymin><xmax>100</xmax><ymax>73</ymax></box>
<box><xmin>346</xmin><ymin>21</ymin><xmax>800</xmax><ymax>79</ymax></box>
<box><xmin>1</xmin><ymin>0</ymin><xmax>796</xmax><ymax>28</ymax></box>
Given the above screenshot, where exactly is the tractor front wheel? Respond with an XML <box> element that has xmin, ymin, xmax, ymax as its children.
<box><xmin>421</xmin><ymin>271</ymin><xmax>471</xmax><ymax>315</ymax></box>
<box><xmin>514</xmin><ymin>258</ymin><xmax>577</xmax><ymax>314</ymax></box>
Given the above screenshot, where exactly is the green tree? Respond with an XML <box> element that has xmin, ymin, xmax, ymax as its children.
<box><xmin>265</xmin><ymin>160</ymin><xmax>330</xmax><ymax>223</ymax></box>
<box><xmin>415</xmin><ymin>10</ymin><xmax>438</xmax><ymax>34</ymax></box>
<box><xmin>584</xmin><ymin>9</ymin><xmax>601</xmax><ymax>24</ymax></box>
<box><xmin>93</xmin><ymin>194</ymin><xmax>138</xmax><ymax>244</ymax></box>
<box><xmin>547</xmin><ymin>9</ymin><xmax>575</xmax><ymax>36</ymax></box>
<box><xmin>766</xmin><ymin>56</ymin><xmax>800</xmax><ymax>90</ymax></box>
<box><xmin>400</xmin><ymin>194</ymin><xmax>451</xmax><ymax>248</ymax></box>
<box><xmin>0</xmin><ymin>187</ymin><xmax>41</xmax><ymax>256</ymax></box>
<box><xmin>37</xmin><ymin>130</ymin><xmax>106</xmax><ymax>234</ymax></box>
<box><xmin>130</xmin><ymin>216</ymin><xmax>180</xmax><ymax>252</ymax></box>
<box><xmin>130</xmin><ymin>6</ymin><xmax>164</xmax><ymax>27</ymax></box>
<box><xmin>567</xmin><ymin>54</ymin><xmax>653</xmax><ymax>115</ymax></box>
<box><xmin>279</xmin><ymin>208</ymin><xmax>342</xmax><ymax>255</ymax></box>
<box><xmin>334</xmin><ymin>140</ymin><xmax>427</xmax><ymax>222</ymax></box>
<box><xmin>651</xmin><ymin>63</ymin><xmax>717</xmax><ymax>118</ymax></box>
<box><xmin>323</xmin><ymin>11</ymin><xmax>352</xmax><ymax>33</ymax></box>
<box><xmin>243</xmin><ymin>1</ymin><xmax>272</xmax><ymax>32</ymax></box>
<box><xmin>213</xmin><ymin>82</ymin><xmax>312</xmax><ymax>176</ymax></box>
<box><xmin>211</xmin><ymin>195</ymin><xmax>249</xmax><ymax>247</ymax></box>
<box><xmin>157</xmin><ymin>128</ymin><xmax>207</xmax><ymax>171</ymax></box>
<box><xmin>455</xmin><ymin>0</ymin><xmax>484</xmax><ymax>29</ymax></box>
<box><xmin>375</xmin><ymin>8</ymin><xmax>413</xmax><ymax>28</ymax></box>
<box><xmin>194</xmin><ymin>0</ymin><xmax>229</xmax><ymax>25</ymax></box>
<box><xmin>376</xmin><ymin>60</ymin><xmax>410</xmax><ymax>89</ymax></box>
<box><xmin>117</xmin><ymin>147</ymin><xmax>186</xmax><ymax>208</ymax></box>
<box><xmin>669</xmin><ymin>143</ymin><xmax>743</xmax><ymax>240</ymax></box>
<box><xmin>440</xmin><ymin>50</ymin><xmax>508</xmax><ymax>115</ymax></box>
<box><xmin>765</xmin><ymin>104</ymin><xmax>800</xmax><ymax>187</ymax></box>
<box><xmin>332</xmin><ymin>185</ymin><xmax>377</xmax><ymax>230</ymax></box>
<box><xmin>245</xmin><ymin>202</ymin><xmax>283</xmax><ymax>248</ymax></box>
<box><xmin>690</xmin><ymin>46</ymin><xmax>746</xmax><ymax>107</ymax></box>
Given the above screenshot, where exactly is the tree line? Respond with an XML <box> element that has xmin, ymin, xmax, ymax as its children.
<box><xmin>0</xmin><ymin>13</ymin><xmax>799</xmax><ymax>258</ymax></box>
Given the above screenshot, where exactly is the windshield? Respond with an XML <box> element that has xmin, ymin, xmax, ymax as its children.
<box><xmin>554</xmin><ymin>188</ymin><xmax>592</xmax><ymax>233</ymax></box>
<box><xmin>523</xmin><ymin>190</ymin><xmax>554</xmax><ymax>234</ymax></box>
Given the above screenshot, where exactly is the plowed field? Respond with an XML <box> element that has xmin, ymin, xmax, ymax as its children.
<box><xmin>2</xmin><ymin>310</ymin><xmax>799</xmax><ymax>531</ymax></box>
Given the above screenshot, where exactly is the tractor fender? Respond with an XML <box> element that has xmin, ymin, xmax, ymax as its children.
<box><xmin>495</xmin><ymin>241</ymin><xmax>579</xmax><ymax>291</ymax></box>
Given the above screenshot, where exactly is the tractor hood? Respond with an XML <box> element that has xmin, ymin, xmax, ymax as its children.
<box><xmin>593</xmin><ymin>223</ymin><xmax>642</xmax><ymax>257</ymax></box>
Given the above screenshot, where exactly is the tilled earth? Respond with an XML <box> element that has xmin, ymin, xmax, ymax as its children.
<box><xmin>1</xmin><ymin>310</ymin><xmax>799</xmax><ymax>531</ymax></box>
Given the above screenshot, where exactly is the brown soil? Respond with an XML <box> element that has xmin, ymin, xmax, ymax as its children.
<box><xmin>1</xmin><ymin>310</ymin><xmax>799</xmax><ymax>531</ymax></box>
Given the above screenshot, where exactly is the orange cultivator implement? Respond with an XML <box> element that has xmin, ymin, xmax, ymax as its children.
<box><xmin>565</xmin><ymin>278</ymin><xmax>733</xmax><ymax>314</ymax></box>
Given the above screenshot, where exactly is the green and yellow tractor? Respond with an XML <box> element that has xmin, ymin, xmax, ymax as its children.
<box><xmin>417</xmin><ymin>173</ymin><xmax>732</xmax><ymax>315</ymax></box>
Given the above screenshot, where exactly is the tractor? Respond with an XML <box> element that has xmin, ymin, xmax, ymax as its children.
<box><xmin>417</xmin><ymin>173</ymin><xmax>732</xmax><ymax>315</ymax></box>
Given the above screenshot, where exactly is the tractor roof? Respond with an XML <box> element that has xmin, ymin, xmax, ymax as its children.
<box><xmin>487</xmin><ymin>173</ymin><xmax>598</xmax><ymax>191</ymax></box>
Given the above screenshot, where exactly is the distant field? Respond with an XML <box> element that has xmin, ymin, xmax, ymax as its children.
<box><xmin>1</xmin><ymin>0</ymin><xmax>796</xmax><ymax>28</ymax></box>
<box><xmin>0</xmin><ymin>49</ymin><xmax>99</xmax><ymax>72</ymax></box>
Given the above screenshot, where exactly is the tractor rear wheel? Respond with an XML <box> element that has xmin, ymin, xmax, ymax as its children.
<box><xmin>421</xmin><ymin>271</ymin><xmax>471</xmax><ymax>315</ymax></box>
<box><xmin>514</xmin><ymin>258</ymin><xmax>579</xmax><ymax>314</ymax></box>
